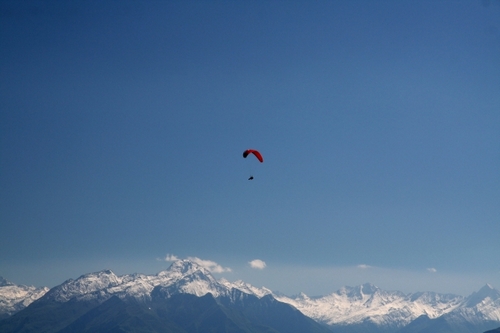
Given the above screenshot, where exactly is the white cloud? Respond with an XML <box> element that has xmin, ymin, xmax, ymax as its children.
<box><xmin>188</xmin><ymin>257</ymin><xmax>232</xmax><ymax>273</ymax></box>
<box><xmin>161</xmin><ymin>254</ymin><xmax>231</xmax><ymax>273</ymax></box>
<box><xmin>163</xmin><ymin>254</ymin><xmax>179</xmax><ymax>262</ymax></box>
<box><xmin>249</xmin><ymin>259</ymin><xmax>267</xmax><ymax>270</ymax></box>
<box><xmin>427</xmin><ymin>268</ymin><xmax>437</xmax><ymax>273</ymax></box>
<box><xmin>357</xmin><ymin>264</ymin><xmax>371</xmax><ymax>269</ymax></box>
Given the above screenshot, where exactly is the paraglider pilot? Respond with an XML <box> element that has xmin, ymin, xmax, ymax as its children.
<box><xmin>243</xmin><ymin>149</ymin><xmax>262</xmax><ymax>181</ymax></box>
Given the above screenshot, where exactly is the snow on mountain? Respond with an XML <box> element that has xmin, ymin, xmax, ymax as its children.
<box><xmin>445</xmin><ymin>284</ymin><xmax>500</xmax><ymax>324</ymax></box>
<box><xmin>221</xmin><ymin>279</ymin><xmax>273</xmax><ymax>298</ymax></box>
<box><xmin>274</xmin><ymin>283</ymin><xmax>465</xmax><ymax>329</ymax></box>
<box><xmin>274</xmin><ymin>282</ymin><xmax>500</xmax><ymax>332</ymax></box>
<box><xmin>465</xmin><ymin>284</ymin><xmax>500</xmax><ymax>310</ymax></box>
<box><xmin>3</xmin><ymin>260</ymin><xmax>500</xmax><ymax>333</ymax></box>
<box><xmin>42</xmin><ymin>259</ymin><xmax>270</xmax><ymax>305</ymax></box>
<box><xmin>0</xmin><ymin>276</ymin><xmax>49</xmax><ymax>318</ymax></box>
<box><xmin>153</xmin><ymin>265</ymin><xmax>231</xmax><ymax>298</ymax></box>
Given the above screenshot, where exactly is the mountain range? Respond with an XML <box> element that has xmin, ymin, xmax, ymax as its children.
<box><xmin>275</xmin><ymin>282</ymin><xmax>500</xmax><ymax>333</ymax></box>
<box><xmin>0</xmin><ymin>276</ymin><xmax>49</xmax><ymax>320</ymax></box>
<box><xmin>1</xmin><ymin>260</ymin><xmax>499</xmax><ymax>333</ymax></box>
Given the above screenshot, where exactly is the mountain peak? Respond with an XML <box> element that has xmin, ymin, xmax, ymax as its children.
<box><xmin>483</xmin><ymin>283</ymin><xmax>494</xmax><ymax>291</ymax></box>
<box><xmin>465</xmin><ymin>283</ymin><xmax>500</xmax><ymax>308</ymax></box>
<box><xmin>0</xmin><ymin>276</ymin><xmax>14</xmax><ymax>287</ymax></box>
<box><xmin>359</xmin><ymin>282</ymin><xmax>379</xmax><ymax>295</ymax></box>
<box><xmin>44</xmin><ymin>269</ymin><xmax>122</xmax><ymax>302</ymax></box>
<box><xmin>78</xmin><ymin>269</ymin><xmax>120</xmax><ymax>283</ymax></box>
<box><xmin>337</xmin><ymin>283</ymin><xmax>380</xmax><ymax>299</ymax></box>
<box><xmin>0</xmin><ymin>278</ymin><xmax>49</xmax><ymax>318</ymax></box>
<box><xmin>166</xmin><ymin>259</ymin><xmax>208</xmax><ymax>275</ymax></box>
<box><xmin>474</xmin><ymin>283</ymin><xmax>498</xmax><ymax>296</ymax></box>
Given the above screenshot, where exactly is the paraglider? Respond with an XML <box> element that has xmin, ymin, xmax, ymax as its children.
<box><xmin>242</xmin><ymin>149</ymin><xmax>263</xmax><ymax>162</ymax></box>
<box><xmin>243</xmin><ymin>149</ymin><xmax>263</xmax><ymax>180</ymax></box>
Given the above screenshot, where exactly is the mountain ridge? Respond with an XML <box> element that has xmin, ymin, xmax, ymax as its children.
<box><xmin>275</xmin><ymin>282</ymin><xmax>500</xmax><ymax>333</ymax></box>
<box><xmin>0</xmin><ymin>276</ymin><xmax>49</xmax><ymax>320</ymax></box>
<box><xmin>1</xmin><ymin>261</ymin><xmax>500</xmax><ymax>333</ymax></box>
<box><xmin>0</xmin><ymin>262</ymin><xmax>329</xmax><ymax>333</ymax></box>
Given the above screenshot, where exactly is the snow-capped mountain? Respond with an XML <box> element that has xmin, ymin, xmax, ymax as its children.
<box><xmin>0</xmin><ymin>261</ymin><xmax>328</xmax><ymax>333</ymax></box>
<box><xmin>43</xmin><ymin>259</ymin><xmax>271</xmax><ymax>305</ymax></box>
<box><xmin>420</xmin><ymin>284</ymin><xmax>500</xmax><ymax>333</ymax></box>
<box><xmin>0</xmin><ymin>276</ymin><xmax>49</xmax><ymax>319</ymax></box>
<box><xmin>274</xmin><ymin>282</ymin><xmax>500</xmax><ymax>333</ymax></box>
<box><xmin>274</xmin><ymin>283</ymin><xmax>463</xmax><ymax>329</ymax></box>
<box><xmin>2</xmin><ymin>260</ymin><xmax>500</xmax><ymax>333</ymax></box>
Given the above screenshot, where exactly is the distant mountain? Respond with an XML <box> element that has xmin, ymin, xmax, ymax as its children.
<box><xmin>275</xmin><ymin>283</ymin><xmax>463</xmax><ymax>333</ymax></box>
<box><xmin>275</xmin><ymin>282</ymin><xmax>500</xmax><ymax>333</ymax></box>
<box><xmin>0</xmin><ymin>260</ymin><xmax>329</xmax><ymax>333</ymax></box>
<box><xmin>1</xmin><ymin>262</ymin><xmax>500</xmax><ymax>333</ymax></box>
<box><xmin>395</xmin><ymin>284</ymin><xmax>500</xmax><ymax>333</ymax></box>
<box><xmin>0</xmin><ymin>276</ymin><xmax>49</xmax><ymax>320</ymax></box>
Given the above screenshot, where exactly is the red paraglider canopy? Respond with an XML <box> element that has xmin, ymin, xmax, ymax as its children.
<box><xmin>243</xmin><ymin>149</ymin><xmax>263</xmax><ymax>163</ymax></box>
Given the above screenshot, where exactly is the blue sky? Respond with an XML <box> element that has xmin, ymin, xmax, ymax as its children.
<box><xmin>1</xmin><ymin>0</ymin><xmax>499</xmax><ymax>296</ymax></box>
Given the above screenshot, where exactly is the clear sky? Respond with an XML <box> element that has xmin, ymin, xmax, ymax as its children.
<box><xmin>1</xmin><ymin>0</ymin><xmax>499</xmax><ymax>297</ymax></box>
